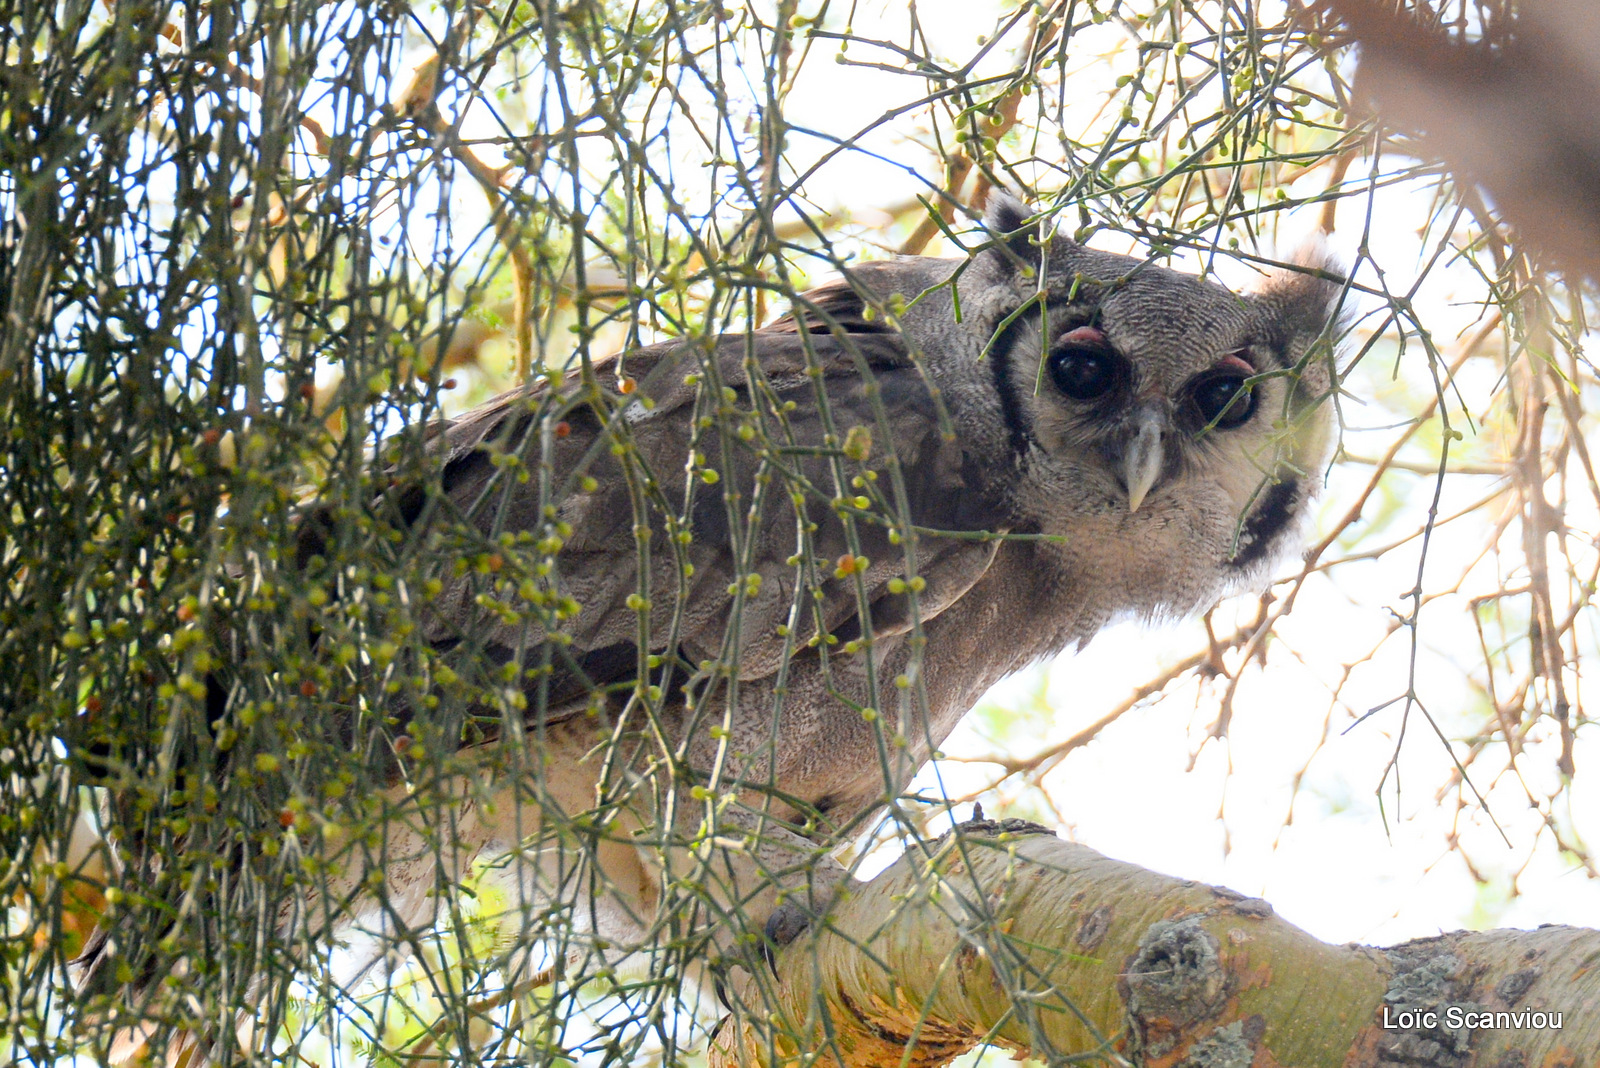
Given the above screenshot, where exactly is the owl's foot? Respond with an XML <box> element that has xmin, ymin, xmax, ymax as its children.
<box><xmin>759</xmin><ymin>877</ymin><xmax>843</xmax><ymax>973</ymax></box>
<box><xmin>763</xmin><ymin>901</ymin><xmax>812</xmax><ymax>946</ymax></box>
<box><xmin>759</xmin><ymin>902</ymin><xmax>812</xmax><ymax>976</ymax></box>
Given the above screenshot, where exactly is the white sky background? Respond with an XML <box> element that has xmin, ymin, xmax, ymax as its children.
<box><xmin>402</xmin><ymin>0</ymin><xmax>1599</xmax><ymax>949</ymax></box>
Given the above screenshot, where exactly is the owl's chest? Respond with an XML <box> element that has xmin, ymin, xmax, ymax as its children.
<box><xmin>687</xmin><ymin>553</ymin><xmax>1081</xmax><ymax>827</ymax></box>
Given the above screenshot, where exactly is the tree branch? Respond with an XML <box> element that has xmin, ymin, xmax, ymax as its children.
<box><xmin>712</xmin><ymin>821</ymin><xmax>1599</xmax><ymax>1067</ymax></box>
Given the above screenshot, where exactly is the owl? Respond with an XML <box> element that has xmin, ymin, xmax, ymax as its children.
<box><xmin>78</xmin><ymin>193</ymin><xmax>1340</xmax><ymax>1063</ymax></box>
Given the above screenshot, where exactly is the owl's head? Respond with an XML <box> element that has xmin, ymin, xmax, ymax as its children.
<box><xmin>882</xmin><ymin>193</ymin><xmax>1344</xmax><ymax>626</ymax></box>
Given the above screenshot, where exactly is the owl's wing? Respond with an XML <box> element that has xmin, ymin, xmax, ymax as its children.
<box><xmin>360</xmin><ymin>297</ymin><xmax>1001</xmax><ymax>726</ymax></box>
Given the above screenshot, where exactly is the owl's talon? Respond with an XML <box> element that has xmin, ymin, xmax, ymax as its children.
<box><xmin>764</xmin><ymin>903</ymin><xmax>812</xmax><ymax>955</ymax></box>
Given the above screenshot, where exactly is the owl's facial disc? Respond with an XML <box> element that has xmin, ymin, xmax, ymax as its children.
<box><xmin>1108</xmin><ymin>351</ymin><xmax>1264</xmax><ymax>513</ymax></box>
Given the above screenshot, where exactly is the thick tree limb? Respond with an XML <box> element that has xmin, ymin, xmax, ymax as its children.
<box><xmin>1323</xmin><ymin>0</ymin><xmax>1600</xmax><ymax>280</ymax></box>
<box><xmin>711</xmin><ymin>820</ymin><xmax>1599</xmax><ymax>1067</ymax></box>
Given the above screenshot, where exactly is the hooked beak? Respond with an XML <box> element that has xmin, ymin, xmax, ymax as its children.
<box><xmin>1123</xmin><ymin>405</ymin><xmax>1167</xmax><ymax>513</ymax></box>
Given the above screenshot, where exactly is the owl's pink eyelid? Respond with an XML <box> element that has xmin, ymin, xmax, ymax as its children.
<box><xmin>1060</xmin><ymin>326</ymin><xmax>1105</xmax><ymax>345</ymax></box>
<box><xmin>1216</xmin><ymin>353</ymin><xmax>1255</xmax><ymax>375</ymax></box>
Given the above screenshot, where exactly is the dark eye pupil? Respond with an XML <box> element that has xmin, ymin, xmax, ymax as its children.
<box><xmin>1048</xmin><ymin>346</ymin><xmax>1118</xmax><ymax>401</ymax></box>
<box><xmin>1194</xmin><ymin>376</ymin><xmax>1255</xmax><ymax>429</ymax></box>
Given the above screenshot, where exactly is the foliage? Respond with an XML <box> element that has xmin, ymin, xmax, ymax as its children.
<box><xmin>0</xmin><ymin>0</ymin><xmax>1592</xmax><ymax>1064</ymax></box>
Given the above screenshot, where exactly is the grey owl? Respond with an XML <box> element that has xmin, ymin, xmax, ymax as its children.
<box><xmin>79</xmin><ymin>194</ymin><xmax>1339</xmax><ymax>1061</ymax></box>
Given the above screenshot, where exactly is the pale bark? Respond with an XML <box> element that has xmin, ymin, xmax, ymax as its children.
<box><xmin>710</xmin><ymin>818</ymin><xmax>1600</xmax><ymax>1068</ymax></box>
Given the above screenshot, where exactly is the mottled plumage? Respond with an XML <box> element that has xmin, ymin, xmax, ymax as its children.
<box><xmin>80</xmin><ymin>194</ymin><xmax>1341</xmax><ymax>1061</ymax></box>
<box><xmin>337</xmin><ymin>192</ymin><xmax>1338</xmax><ymax>957</ymax></box>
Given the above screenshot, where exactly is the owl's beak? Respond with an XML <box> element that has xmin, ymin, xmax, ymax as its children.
<box><xmin>1123</xmin><ymin>406</ymin><xmax>1167</xmax><ymax>513</ymax></box>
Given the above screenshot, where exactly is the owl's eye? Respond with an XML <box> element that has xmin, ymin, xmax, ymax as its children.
<box><xmin>1191</xmin><ymin>373</ymin><xmax>1257</xmax><ymax>429</ymax></box>
<box><xmin>1047</xmin><ymin>335</ymin><xmax>1122</xmax><ymax>401</ymax></box>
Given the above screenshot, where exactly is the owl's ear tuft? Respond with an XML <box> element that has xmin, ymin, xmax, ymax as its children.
<box><xmin>1254</xmin><ymin>242</ymin><xmax>1351</xmax><ymax>343</ymax></box>
<box><xmin>981</xmin><ymin>189</ymin><xmax>1045</xmax><ymax>272</ymax></box>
